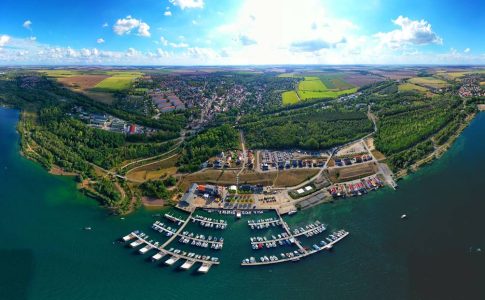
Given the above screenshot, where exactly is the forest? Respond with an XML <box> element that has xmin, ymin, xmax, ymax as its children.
<box><xmin>178</xmin><ymin>124</ymin><xmax>240</xmax><ymax>172</ymax></box>
<box><xmin>241</xmin><ymin>110</ymin><xmax>373</xmax><ymax>150</ymax></box>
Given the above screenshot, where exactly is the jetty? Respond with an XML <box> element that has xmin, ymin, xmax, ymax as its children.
<box><xmin>248</xmin><ymin>218</ymin><xmax>281</xmax><ymax>229</ymax></box>
<box><xmin>241</xmin><ymin>230</ymin><xmax>349</xmax><ymax>266</ymax></box>
<box><xmin>191</xmin><ymin>215</ymin><xmax>227</xmax><ymax>229</ymax></box>
<box><xmin>164</xmin><ymin>213</ymin><xmax>185</xmax><ymax>225</ymax></box>
<box><xmin>123</xmin><ymin>230</ymin><xmax>220</xmax><ymax>272</ymax></box>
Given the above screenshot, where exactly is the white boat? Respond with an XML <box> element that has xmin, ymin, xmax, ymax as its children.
<box><xmin>138</xmin><ymin>244</ymin><xmax>153</xmax><ymax>254</ymax></box>
<box><xmin>129</xmin><ymin>240</ymin><xmax>143</xmax><ymax>248</ymax></box>
<box><xmin>401</xmin><ymin>214</ymin><xmax>407</xmax><ymax>219</ymax></box>
<box><xmin>164</xmin><ymin>256</ymin><xmax>179</xmax><ymax>266</ymax></box>
<box><xmin>180</xmin><ymin>260</ymin><xmax>195</xmax><ymax>270</ymax></box>
<box><xmin>197</xmin><ymin>263</ymin><xmax>211</xmax><ymax>273</ymax></box>
<box><xmin>122</xmin><ymin>233</ymin><xmax>134</xmax><ymax>242</ymax></box>
<box><xmin>236</xmin><ymin>211</ymin><xmax>242</xmax><ymax>219</ymax></box>
<box><xmin>152</xmin><ymin>252</ymin><xmax>165</xmax><ymax>261</ymax></box>
<box><xmin>287</xmin><ymin>210</ymin><xmax>297</xmax><ymax>215</ymax></box>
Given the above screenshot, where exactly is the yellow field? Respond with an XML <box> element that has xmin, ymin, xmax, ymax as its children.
<box><xmin>409</xmin><ymin>77</ymin><xmax>449</xmax><ymax>88</ymax></box>
<box><xmin>398</xmin><ymin>83</ymin><xmax>429</xmax><ymax>93</ymax></box>
<box><xmin>93</xmin><ymin>72</ymin><xmax>143</xmax><ymax>92</ymax></box>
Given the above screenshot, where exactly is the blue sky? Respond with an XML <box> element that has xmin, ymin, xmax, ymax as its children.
<box><xmin>0</xmin><ymin>0</ymin><xmax>483</xmax><ymax>65</ymax></box>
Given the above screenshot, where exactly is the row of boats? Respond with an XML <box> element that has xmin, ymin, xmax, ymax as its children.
<box><xmin>152</xmin><ymin>221</ymin><xmax>177</xmax><ymax>236</ymax></box>
<box><xmin>191</xmin><ymin>214</ymin><xmax>227</xmax><ymax>229</ymax></box>
<box><xmin>121</xmin><ymin>231</ymin><xmax>219</xmax><ymax>273</ymax></box>
<box><xmin>248</xmin><ymin>217</ymin><xmax>282</xmax><ymax>229</ymax></box>
<box><xmin>241</xmin><ymin>230</ymin><xmax>350</xmax><ymax>266</ymax></box>
<box><xmin>292</xmin><ymin>220</ymin><xmax>325</xmax><ymax>236</ymax></box>
<box><xmin>204</xmin><ymin>209</ymin><xmax>265</xmax><ymax>215</ymax></box>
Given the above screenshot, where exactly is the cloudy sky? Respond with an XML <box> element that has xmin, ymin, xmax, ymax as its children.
<box><xmin>0</xmin><ymin>0</ymin><xmax>483</xmax><ymax>65</ymax></box>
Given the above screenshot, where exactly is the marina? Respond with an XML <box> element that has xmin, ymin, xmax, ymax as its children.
<box><xmin>120</xmin><ymin>208</ymin><xmax>348</xmax><ymax>272</ymax></box>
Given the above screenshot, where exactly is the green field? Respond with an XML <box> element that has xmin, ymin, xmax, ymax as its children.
<box><xmin>298</xmin><ymin>77</ymin><xmax>327</xmax><ymax>91</ymax></box>
<box><xmin>281</xmin><ymin>75</ymin><xmax>357</xmax><ymax>103</ymax></box>
<box><xmin>41</xmin><ymin>70</ymin><xmax>82</xmax><ymax>78</ymax></box>
<box><xmin>93</xmin><ymin>72</ymin><xmax>143</xmax><ymax>92</ymax></box>
<box><xmin>298</xmin><ymin>88</ymin><xmax>357</xmax><ymax>100</ymax></box>
<box><xmin>282</xmin><ymin>91</ymin><xmax>300</xmax><ymax>105</ymax></box>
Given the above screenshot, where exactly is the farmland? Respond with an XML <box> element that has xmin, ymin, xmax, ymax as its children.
<box><xmin>282</xmin><ymin>91</ymin><xmax>300</xmax><ymax>105</ymax></box>
<box><xmin>409</xmin><ymin>77</ymin><xmax>449</xmax><ymax>89</ymax></box>
<box><xmin>93</xmin><ymin>72</ymin><xmax>143</xmax><ymax>92</ymax></box>
<box><xmin>398</xmin><ymin>83</ymin><xmax>429</xmax><ymax>93</ymax></box>
<box><xmin>282</xmin><ymin>75</ymin><xmax>358</xmax><ymax>104</ymax></box>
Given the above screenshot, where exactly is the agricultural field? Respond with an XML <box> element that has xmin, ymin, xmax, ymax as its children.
<box><xmin>93</xmin><ymin>72</ymin><xmax>143</xmax><ymax>92</ymax></box>
<box><xmin>319</xmin><ymin>74</ymin><xmax>355</xmax><ymax>90</ymax></box>
<box><xmin>341</xmin><ymin>72</ymin><xmax>385</xmax><ymax>87</ymax></box>
<box><xmin>298</xmin><ymin>77</ymin><xmax>327</xmax><ymax>91</ymax></box>
<box><xmin>398</xmin><ymin>83</ymin><xmax>429</xmax><ymax>93</ymax></box>
<box><xmin>41</xmin><ymin>70</ymin><xmax>83</xmax><ymax>78</ymax></box>
<box><xmin>282</xmin><ymin>91</ymin><xmax>300</xmax><ymax>105</ymax></box>
<box><xmin>409</xmin><ymin>77</ymin><xmax>450</xmax><ymax>89</ymax></box>
<box><xmin>284</xmin><ymin>76</ymin><xmax>358</xmax><ymax>102</ymax></box>
<box><xmin>57</xmin><ymin>75</ymin><xmax>110</xmax><ymax>90</ymax></box>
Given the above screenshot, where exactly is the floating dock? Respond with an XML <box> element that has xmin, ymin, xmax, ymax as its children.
<box><xmin>241</xmin><ymin>230</ymin><xmax>349</xmax><ymax>266</ymax></box>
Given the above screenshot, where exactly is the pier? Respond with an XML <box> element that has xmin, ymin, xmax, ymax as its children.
<box><xmin>191</xmin><ymin>215</ymin><xmax>227</xmax><ymax>229</ymax></box>
<box><xmin>241</xmin><ymin>230</ymin><xmax>349</xmax><ymax>266</ymax></box>
<box><xmin>128</xmin><ymin>231</ymin><xmax>220</xmax><ymax>268</ymax></box>
<box><xmin>153</xmin><ymin>221</ymin><xmax>224</xmax><ymax>249</ymax></box>
<box><xmin>276</xmin><ymin>210</ymin><xmax>307</xmax><ymax>253</ymax></box>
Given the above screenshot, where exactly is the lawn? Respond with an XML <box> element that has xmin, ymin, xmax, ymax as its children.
<box><xmin>93</xmin><ymin>72</ymin><xmax>142</xmax><ymax>92</ymax></box>
<box><xmin>282</xmin><ymin>91</ymin><xmax>300</xmax><ymax>105</ymax></box>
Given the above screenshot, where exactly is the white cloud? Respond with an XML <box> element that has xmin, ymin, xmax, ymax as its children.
<box><xmin>30</xmin><ymin>36</ymin><xmax>37</xmax><ymax>41</ymax></box>
<box><xmin>164</xmin><ymin>11</ymin><xmax>172</xmax><ymax>16</ymax></box>
<box><xmin>186</xmin><ymin>47</ymin><xmax>220</xmax><ymax>60</ymax></box>
<box><xmin>375</xmin><ymin>16</ymin><xmax>442</xmax><ymax>49</ymax></box>
<box><xmin>102</xmin><ymin>22</ymin><xmax>109</xmax><ymax>28</ymax></box>
<box><xmin>23</xmin><ymin>20</ymin><xmax>32</xmax><ymax>30</ymax></box>
<box><xmin>126</xmin><ymin>48</ymin><xmax>139</xmax><ymax>57</ymax></box>
<box><xmin>464</xmin><ymin>48</ymin><xmax>470</xmax><ymax>53</ymax></box>
<box><xmin>113</xmin><ymin>16</ymin><xmax>151</xmax><ymax>37</ymax></box>
<box><xmin>97</xmin><ymin>38</ymin><xmax>105</xmax><ymax>44</ymax></box>
<box><xmin>169</xmin><ymin>0</ymin><xmax>204</xmax><ymax>10</ymax></box>
<box><xmin>170</xmin><ymin>42</ymin><xmax>189</xmax><ymax>48</ymax></box>
<box><xmin>157</xmin><ymin>48</ymin><xmax>170</xmax><ymax>57</ymax></box>
<box><xmin>137</xmin><ymin>22</ymin><xmax>151</xmax><ymax>37</ymax></box>
<box><xmin>160</xmin><ymin>36</ymin><xmax>169</xmax><ymax>46</ymax></box>
<box><xmin>0</xmin><ymin>35</ymin><xmax>11</xmax><ymax>47</ymax></box>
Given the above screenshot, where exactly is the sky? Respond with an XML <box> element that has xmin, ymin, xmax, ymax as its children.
<box><xmin>0</xmin><ymin>0</ymin><xmax>484</xmax><ymax>65</ymax></box>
